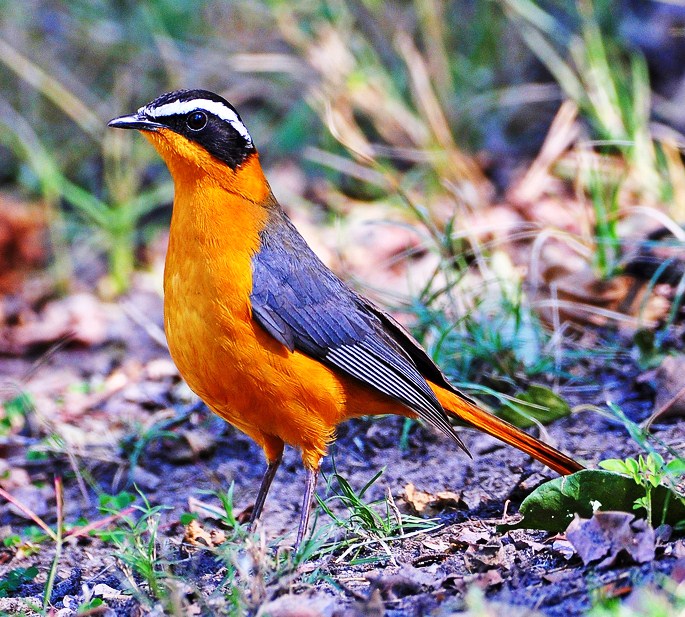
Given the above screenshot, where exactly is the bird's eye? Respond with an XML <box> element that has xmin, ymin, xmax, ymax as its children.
<box><xmin>186</xmin><ymin>111</ymin><xmax>208</xmax><ymax>131</ymax></box>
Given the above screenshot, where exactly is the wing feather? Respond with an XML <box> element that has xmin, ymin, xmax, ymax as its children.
<box><xmin>250</xmin><ymin>209</ymin><xmax>466</xmax><ymax>450</ymax></box>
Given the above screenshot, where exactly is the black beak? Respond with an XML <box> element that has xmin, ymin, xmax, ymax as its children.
<box><xmin>108</xmin><ymin>112</ymin><xmax>164</xmax><ymax>131</ymax></box>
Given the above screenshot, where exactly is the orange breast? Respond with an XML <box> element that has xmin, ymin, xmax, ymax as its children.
<box><xmin>141</xmin><ymin>130</ymin><xmax>414</xmax><ymax>470</ymax></box>
<box><xmin>162</xmin><ymin>162</ymin><xmax>400</xmax><ymax>468</ymax></box>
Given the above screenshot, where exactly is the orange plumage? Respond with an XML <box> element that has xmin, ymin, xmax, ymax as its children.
<box><xmin>109</xmin><ymin>90</ymin><xmax>582</xmax><ymax>546</ymax></box>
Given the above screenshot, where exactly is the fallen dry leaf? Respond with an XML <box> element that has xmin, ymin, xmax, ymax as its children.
<box><xmin>162</xmin><ymin>427</ymin><xmax>218</xmax><ymax>462</ymax></box>
<box><xmin>5</xmin><ymin>484</ymin><xmax>52</xmax><ymax>521</ymax></box>
<box><xmin>144</xmin><ymin>358</ymin><xmax>179</xmax><ymax>380</ymax></box>
<box><xmin>464</xmin><ymin>537</ymin><xmax>516</xmax><ymax>572</ymax></box>
<box><xmin>350</xmin><ymin>588</ymin><xmax>384</xmax><ymax>617</ymax></box>
<box><xmin>445</xmin><ymin>569</ymin><xmax>505</xmax><ymax>593</ymax></box>
<box><xmin>59</xmin><ymin>369</ymin><xmax>129</xmax><ymax>421</ymax></box>
<box><xmin>518</xmin><ymin>472</ymin><xmax>555</xmax><ymax>493</ymax></box>
<box><xmin>255</xmin><ymin>594</ymin><xmax>336</xmax><ymax>617</ymax></box>
<box><xmin>183</xmin><ymin>518</ymin><xmax>226</xmax><ymax>548</ymax></box>
<box><xmin>506</xmin><ymin>529</ymin><xmax>547</xmax><ymax>553</ymax></box>
<box><xmin>0</xmin><ymin>461</ymin><xmax>30</xmax><ymax>491</ymax></box>
<box><xmin>450</xmin><ymin>523</ymin><xmax>492</xmax><ymax>548</ymax></box>
<box><xmin>674</xmin><ymin>540</ymin><xmax>685</xmax><ymax>559</ymax></box>
<box><xmin>403</xmin><ymin>482</ymin><xmax>464</xmax><ymax>515</ymax></box>
<box><xmin>365</xmin><ymin>569</ymin><xmax>424</xmax><ymax>600</ymax></box>
<box><xmin>566</xmin><ymin>511</ymin><xmax>655</xmax><ymax>568</ymax></box>
<box><xmin>421</xmin><ymin>537</ymin><xmax>451</xmax><ymax>552</ymax></box>
<box><xmin>532</xmin><ymin>266</ymin><xmax>669</xmax><ymax>331</ymax></box>
<box><xmin>542</xmin><ymin>569</ymin><xmax>573</xmax><ymax>584</ymax></box>
<box><xmin>122</xmin><ymin>381</ymin><xmax>170</xmax><ymax>407</ymax></box>
<box><xmin>0</xmin><ymin>293</ymin><xmax>108</xmax><ymax>354</ymax></box>
<box><xmin>470</xmin><ymin>568</ymin><xmax>505</xmax><ymax>590</ymax></box>
<box><xmin>551</xmin><ymin>537</ymin><xmax>576</xmax><ymax>560</ymax></box>
<box><xmin>645</xmin><ymin>355</ymin><xmax>685</xmax><ymax>427</ymax></box>
<box><xmin>0</xmin><ymin>195</ymin><xmax>48</xmax><ymax>294</ymax></box>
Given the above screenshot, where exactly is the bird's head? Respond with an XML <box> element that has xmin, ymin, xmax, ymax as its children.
<box><xmin>109</xmin><ymin>89</ymin><xmax>265</xmax><ymax>196</ymax></box>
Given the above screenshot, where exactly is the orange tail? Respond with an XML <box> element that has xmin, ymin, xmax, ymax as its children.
<box><xmin>431</xmin><ymin>384</ymin><xmax>584</xmax><ymax>476</ymax></box>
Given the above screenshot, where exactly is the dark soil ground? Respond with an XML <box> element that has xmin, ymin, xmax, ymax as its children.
<box><xmin>1</xmin><ymin>286</ymin><xmax>683</xmax><ymax>616</ymax></box>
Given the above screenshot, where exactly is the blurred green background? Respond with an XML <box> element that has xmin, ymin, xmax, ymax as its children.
<box><xmin>1</xmin><ymin>0</ymin><xmax>684</xmax><ymax>299</ymax></box>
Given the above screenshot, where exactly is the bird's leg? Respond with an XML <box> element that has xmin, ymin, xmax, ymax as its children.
<box><xmin>295</xmin><ymin>467</ymin><xmax>320</xmax><ymax>549</ymax></box>
<box><xmin>249</xmin><ymin>453</ymin><xmax>283</xmax><ymax>529</ymax></box>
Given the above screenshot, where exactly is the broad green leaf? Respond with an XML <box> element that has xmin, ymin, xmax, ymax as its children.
<box><xmin>498</xmin><ymin>384</ymin><xmax>571</xmax><ymax>428</ymax></box>
<box><xmin>504</xmin><ymin>470</ymin><xmax>685</xmax><ymax>533</ymax></box>
<box><xmin>666</xmin><ymin>459</ymin><xmax>685</xmax><ymax>476</ymax></box>
<box><xmin>627</xmin><ymin>458</ymin><xmax>640</xmax><ymax>476</ymax></box>
<box><xmin>598</xmin><ymin>459</ymin><xmax>630</xmax><ymax>474</ymax></box>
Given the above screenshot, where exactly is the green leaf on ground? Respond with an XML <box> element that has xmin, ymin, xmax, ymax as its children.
<box><xmin>504</xmin><ymin>470</ymin><xmax>685</xmax><ymax>533</ymax></box>
<box><xmin>0</xmin><ymin>566</ymin><xmax>39</xmax><ymax>597</ymax></box>
<box><xmin>498</xmin><ymin>384</ymin><xmax>571</xmax><ymax>428</ymax></box>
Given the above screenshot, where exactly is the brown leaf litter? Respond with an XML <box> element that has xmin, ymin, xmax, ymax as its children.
<box><xmin>0</xmin><ymin>194</ymin><xmax>48</xmax><ymax>294</ymax></box>
<box><xmin>644</xmin><ymin>354</ymin><xmax>685</xmax><ymax>428</ymax></box>
<box><xmin>183</xmin><ymin>518</ymin><xmax>227</xmax><ymax>548</ymax></box>
<box><xmin>566</xmin><ymin>511</ymin><xmax>656</xmax><ymax>568</ymax></box>
<box><xmin>403</xmin><ymin>482</ymin><xmax>464</xmax><ymax>516</ymax></box>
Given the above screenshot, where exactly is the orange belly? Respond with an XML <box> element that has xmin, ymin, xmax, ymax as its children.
<box><xmin>162</xmin><ymin>179</ymin><xmax>406</xmax><ymax>469</ymax></box>
<box><xmin>164</xmin><ymin>265</ymin><xmax>408</xmax><ymax>468</ymax></box>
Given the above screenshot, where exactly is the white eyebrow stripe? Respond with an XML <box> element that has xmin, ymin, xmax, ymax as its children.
<box><xmin>144</xmin><ymin>98</ymin><xmax>252</xmax><ymax>145</ymax></box>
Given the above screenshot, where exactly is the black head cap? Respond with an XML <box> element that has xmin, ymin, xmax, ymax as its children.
<box><xmin>113</xmin><ymin>89</ymin><xmax>256</xmax><ymax>169</ymax></box>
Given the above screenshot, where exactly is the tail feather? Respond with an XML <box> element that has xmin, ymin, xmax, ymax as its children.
<box><xmin>432</xmin><ymin>384</ymin><xmax>584</xmax><ymax>476</ymax></box>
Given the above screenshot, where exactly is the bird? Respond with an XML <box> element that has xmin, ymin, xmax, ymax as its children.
<box><xmin>109</xmin><ymin>89</ymin><xmax>583</xmax><ymax>547</ymax></box>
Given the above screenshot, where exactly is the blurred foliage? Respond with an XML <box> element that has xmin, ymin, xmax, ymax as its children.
<box><xmin>0</xmin><ymin>0</ymin><xmax>555</xmax><ymax>211</ymax></box>
<box><xmin>0</xmin><ymin>0</ymin><xmax>684</xmax><ymax>318</ymax></box>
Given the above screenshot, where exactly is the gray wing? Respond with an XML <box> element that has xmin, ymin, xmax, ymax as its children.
<box><xmin>249</xmin><ymin>210</ymin><xmax>466</xmax><ymax>450</ymax></box>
